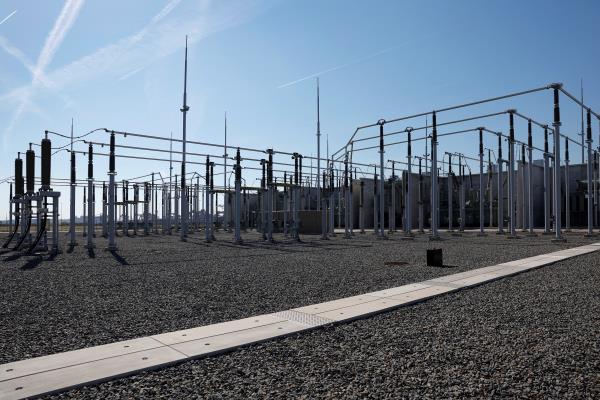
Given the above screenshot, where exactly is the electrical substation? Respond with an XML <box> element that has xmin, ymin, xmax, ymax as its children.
<box><xmin>1</xmin><ymin>23</ymin><xmax>600</xmax><ymax>400</ymax></box>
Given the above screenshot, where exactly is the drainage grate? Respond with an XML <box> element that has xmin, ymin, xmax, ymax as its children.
<box><xmin>273</xmin><ymin>310</ymin><xmax>336</xmax><ymax>327</ymax></box>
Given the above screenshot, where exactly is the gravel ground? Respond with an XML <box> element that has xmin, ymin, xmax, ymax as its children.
<box><xmin>0</xmin><ymin>230</ymin><xmax>594</xmax><ymax>366</ymax></box>
<box><xmin>46</xmin><ymin>246</ymin><xmax>600</xmax><ymax>399</ymax></box>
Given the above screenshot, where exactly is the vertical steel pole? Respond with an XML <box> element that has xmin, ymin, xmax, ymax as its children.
<box><xmin>344</xmin><ymin>152</ymin><xmax>350</xmax><ymax>238</ymax></box>
<box><xmin>543</xmin><ymin>128</ymin><xmax>551</xmax><ymax>234</ymax></box>
<box><xmin>321</xmin><ymin>171</ymin><xmax>328</xmax><ymax>239</ymax></box>
<box><xmin>234</xmin><ymin>148</ymin><xmax>242</xmax><ymax>243</ymax></box>
<box><xmin>267</xmin><ymin>149</ymin><xmax>274</xmax><ymax>242</ymax></box>
<box><xmin>406</xmin><ymin>130</ymin><xmax>413</xmax><ymax>237</ymax></box>
<box><xmin>552</xmin><ymin>85</ymin><xmax>564</xmax><ymax>241</ymax></box>
<box><xmin>316</xmin><ymin>78</ymin><xmax>321</xmax><ymax>210</ymax></box>
<box><xmin>180</xmin><ymin>37</ymin><xmax>189</xmax><ymax>241</ymax></box>
<box><xmin>497</xmin><ymin>134</ymin><xmax>504</xmax><ymax>234</ymax></box>
<box><xmin>585</xmin><ymin>109</ymin><xmax>594</xmax><ymax>236</ymax></box>
<box><xmin>419</xmin><ymin>158</ymin><xmax>424</xmax><ymax>233</ymax></box>
<box><xmin>378</xmin><ymin>122</ymin><xmax>385</xmax><ymax>238</ymax></box>
<box><xmin>448</xmin><ymin>154</ymin><xmax>453</xmax><ymax>232</ymax></box>
<box><xmin>69</xmin><ymin>151</ymin><xmax>77</xmax><ymax>246</ymax></box>
<box><xmin>508</xmin><ymin>112</ymin><xmax>516</xmax><ymax>238</ymax></box>
<box><xmin>528</xmin><ymin>122</ymin><xmax>534</xmax><ymax>235</ymax></box>
<box><xmin>9</xmin><ymin>183</ymin><xmax>13</xmax><ymax>233</ymax></box>
<box><xmin>87</xmin><ymin>144</ymin><xmax>94</xmax><ymax>248</ymax></box>
<box><xmin>479</xmin><ymin>129</ymin><xmax>486</xmax><ymax>236</ymax></box>
<box><xmin>329</xmin><ymin>163</ymin><xmax>335</xmax><ymax>235</ymax></box>
<box><xmin>359</xmin><ymin>179</ymin><xmax>365</xmax><ymax>234</ymax></box>
<box><xmin>350</xmin><ymin>166</ymin><xmax>355</xmax><ymax>235</ymax></box>
<box><xmin>564</xmin><ymin>137</ymin><xmax>570</xmax><ymax>232</ymax></box>
<box><xmin>205</xmin><ymin>157</ymin><xmax>211</xmax><ymax>242</ymax></box>
<box><xmin>521</xmin><ymin>143</ymin><xmax>527</xmax><ymax>231</ymax></box>
<box><xmin>390</xmin><ymin>161</ymin><xmax>396</xmax><ymax>233</ymax></box>
<box><xmin>107</xmin><ymin>131</ymin><xmax>117</xmax><ymax>250</ymax></box>
<box><xmin>430</xmin><ymin>111</ymin><xmax>439</xmax><ymax>239</ymax></box>
<box><xmin>373</xmin><ymin>169</ymin><xmax>378</xmax><ymax>234</ymax></box>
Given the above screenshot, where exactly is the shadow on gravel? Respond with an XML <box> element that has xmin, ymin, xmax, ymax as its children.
<box><xmin>20</xmin><ymin>255</ymin><xmax>44</xmax><ymax>270</ymax></box>
<box><xmin>109</xmin><ymin>250</ymin><xmax>129</xmax><ymax>266</ymax></box>
<box><xmin>2</xmin><ymin>253</ymin><xmax>22</xmax><ymax>262</ymax></box>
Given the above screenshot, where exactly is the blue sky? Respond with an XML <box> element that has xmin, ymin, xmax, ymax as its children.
<box><xmin>0</xmin><ymin>0</ymin><xmax>599</xmax><ymax>217</ymax></box>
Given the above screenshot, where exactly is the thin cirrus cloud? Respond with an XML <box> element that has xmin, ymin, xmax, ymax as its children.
<box><xmin>0</xmin><ymin>0</ymin><xmax>265</xmax><ymax>109</ymax></box>
<box><xmin>4</xmin><ymin>0</ymin><xmax>85</xmax><ymax>138</ymax></box>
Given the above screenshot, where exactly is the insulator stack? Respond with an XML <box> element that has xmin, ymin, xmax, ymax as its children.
<box><xmin>235</xmin><ymin>148</ymin><xmax>241</xmax><ymax>182</ymax></box>
<box><xmin>109</xmin><ymin>132</ymin><xmax>115</xmax><ymax>173</ymax></box>
<box><xmin>553</xmin><ymin>88</ymin><xmax>560</xmax><ymax>123</ymax></box>
<box><xmin>479</xmin><ymin>129</ymin><xmax>483</xmax><ymax>155</ymax></box>
<box><xmin>587</xmin><ymin>109</ymin><xmax>592</xmax><ymax>141</ymax></box>
<box><xmin>432</xmin><ymin>112</ymin><xmax>437</xmax><ymax>142</ymax></box>
<box><xmin>267</xmin><ymin>149</ymin><xmax>273</xmax><ymax>185</ymax></box>
<box><xmin>15</xmin><ymin>156</ymin><xmax>24</xmax><ymax>196</ymax></box>
<box><xmin>498</xmin><ymin>134</ymin><xmax>503</xmax><ymax>160</ymax></box>
<box><xmin>205</xmin><ymin>157</ymin><xmax>210</xmax><ymax>186</ymax></box>
<box><xmin>298</xmin><ymin>155</ymin><xmax>303</xmax><ymax>185</ymax></box>
<box><xmin>260</xmin><ymin>159</ymin><xmax>266</xmax><ymax>189</ymax></box>
<box><xmin>88</xmin><ymin>143</ymin><xmax>94</xmax><ymax>179</ymax></box>
<box><xmin>26</xmin><ymin>147</ymin><xmax>35</xmax><ymax>194</ymax></box>
<box><xmin>70</xmin><ymin>153</ymin><xmax>76</xmax><ymax>184</ymax></box>
<box><xmin>41</xmin><ymin>138</ymin><xmax>51</xmax><ymax>190</ymax></box>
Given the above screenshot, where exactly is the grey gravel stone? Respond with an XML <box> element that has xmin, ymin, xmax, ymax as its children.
<box><xmin>1</xmin><ymin>230</ymin><xmax>597</xmax><ymax>398</ymax></box>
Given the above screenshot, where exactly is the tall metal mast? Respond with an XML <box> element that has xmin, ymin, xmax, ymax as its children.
<box><xmin>169</xmin><ymin>131</ymin><xmax>173</xmax><ymax>233</ymax></box>
<box><xmin>224</xmin><ymin>112</ymin><xmax>228</xmax><ymax>230</ymax></box>
<box><xmin>316</xmin><ymin>78</ymin><xmax>321</xmax><ymax>210</ymax></box>
<box><xmin>580</xmin><ymin>78</ymin><xmax>584</xmax><ymax>163</ymax></box>
<box><xmin>180</xmin><ymin>35</ymin><xmax>190</xmax><ymax>241</ymax></box>
<box><xmin>69</xmin><ymin>118</ymin><xmax>76</xmax><ymax>246</ymax></box>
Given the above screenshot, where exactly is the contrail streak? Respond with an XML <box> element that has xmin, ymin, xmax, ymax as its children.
<box><xmin>278</xmin><ymin>45</ymin><xmax>399</xmax><ymax>89</ymax></box>
<box><xmin>0</xmin><ymin>10</ymin><xmax>17</xmax><ymax>26</ymax></box>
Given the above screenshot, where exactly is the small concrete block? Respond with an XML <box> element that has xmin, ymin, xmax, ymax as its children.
<box><xmin>152</xmin><ymin>314</ymin><xmax>286</xmax><ymax>346</ymax></box>
<box><xmin>316</xmin><ymin>298</ymin><xmax>407</xmax><ymax>322</ymax></box>
<box><xmin>0</xmin><ymin>337</ymin><xmax>164</xmax><ymax>382</ymax></box>
<box><xmin>367</xmin><ymin>283</ymin><xmax>432</xmax><ymax>298</ymax></box>
<box><xmin>0</xmin><ymin>346</ymin><xmax>186</xmax><ymax>400</ymax></box>
<box><xmin>293</xmin><ymin>294</ymin><xmax>381</xmax><ymax>315</ymax></box>
<box><xmin>170</xmin><ymin>320</ymin><xmax>309</xmax><ymax>358</ymax></box>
